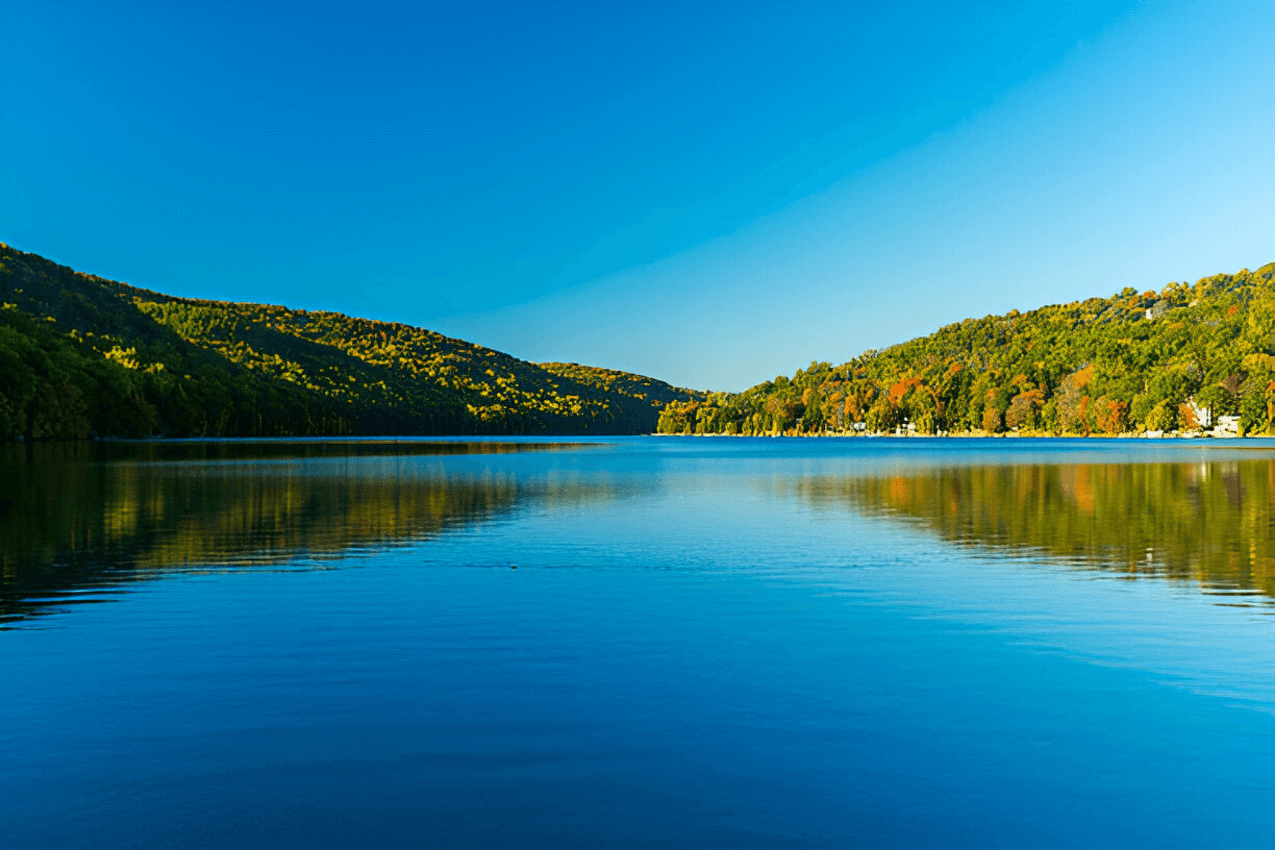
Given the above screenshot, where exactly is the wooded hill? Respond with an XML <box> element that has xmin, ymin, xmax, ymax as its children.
<box><xmin>658</xmin><ymin>263</ymin><xmax>1275</xmax><ymax>436</ymax></box>
<box><xmin>0</xmin><ymin>243</ymin><xmax>704</xmax><ymax>441</ymax></box>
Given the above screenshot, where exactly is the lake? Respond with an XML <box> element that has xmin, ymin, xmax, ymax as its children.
<box><xmin>5</xmin><ymin>436</ymin><xmax>1275</xmax><ymax>848</ymax></box>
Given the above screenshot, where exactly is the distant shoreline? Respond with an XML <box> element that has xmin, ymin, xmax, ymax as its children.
<box><xmin>652</xmin><ymin>430</ymin><xmax>1260</xmax><ymax>440</ymax></box>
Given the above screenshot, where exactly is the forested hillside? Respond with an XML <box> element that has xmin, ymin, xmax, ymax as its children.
<box><xmin>0</xmin><ymin>243</ymin><xmax>703</xmax><ymax>441</ymax></box>
<box><xmin>658</xmin><ymin>263</ymin><xmax>1275</xmax><ymax>436</ymax></box>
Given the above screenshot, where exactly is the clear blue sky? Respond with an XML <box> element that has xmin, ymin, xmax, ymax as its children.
<box><xmin>5</xmin><ymin>1</ymin><xmax>1273</xmax><ymax>391</ymax></box>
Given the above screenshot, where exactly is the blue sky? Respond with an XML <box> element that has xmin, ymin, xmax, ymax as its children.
<box><xmin>5</xmin><ymin>1</ymin><xmax>1273</xmax><ymax>390</ymax></box>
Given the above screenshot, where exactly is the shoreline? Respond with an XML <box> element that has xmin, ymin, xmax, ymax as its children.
<box><xmin>654</xmin><ymin>430</ymin><xmax>1256</xmax><ymax>440</ymax></box>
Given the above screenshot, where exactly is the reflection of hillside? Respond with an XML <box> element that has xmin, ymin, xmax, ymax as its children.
<box><xmin>0</xmin><ymin>441</ymin><xmax>609</xmax><ymax>626</ymax></box>
<box><xmin>801</xmin><ymin>461</ymin><xmax>1275</xmax><ymax>599</ymax></box>
<box><xmin>0</xmin><ymin>438</ymin><xmax>591</xmax><ymax>465</ymax></box>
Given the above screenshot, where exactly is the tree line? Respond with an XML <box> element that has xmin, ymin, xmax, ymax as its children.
<box><xmin>0</xmin><ymin>243</ymin><xmax>705</xmax><ymax>442</ymax></box>
<box><xmin>658</xmin><ymin>264</ymin><xmax>1275</xmax><ymax>437</ymax></box>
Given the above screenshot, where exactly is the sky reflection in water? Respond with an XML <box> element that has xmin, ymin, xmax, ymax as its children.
<box><xmin>7</xmin><ymin>437</ymin><xmax>1275</xmax><ymax>848</ymax></box>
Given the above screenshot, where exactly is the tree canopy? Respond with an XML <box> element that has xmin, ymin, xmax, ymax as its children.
<box><xmin>658</xmin><ymin>264</ymin><xmax>1275</xmax><ymax>437</ymax></box>
<box><xmin>0</xmin><ymin>244</ymin><xmax>704</xmax><ymax>441</ymax></box>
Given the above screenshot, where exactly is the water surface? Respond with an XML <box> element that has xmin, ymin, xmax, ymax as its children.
<box><xmin>6</xmin><ymin>437</ymin><xmax>1275</xmax><ymax>847</ymax></box>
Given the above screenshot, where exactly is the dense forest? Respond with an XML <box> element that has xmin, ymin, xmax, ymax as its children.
<box><xmin>10</xmin><ymin>240</ymin><xmax>1273</xmax><ymax>443</ymax></box>
<box><xmin>659</xmin><ymin>263</ymin><xmax>1275</xmax><ymax>436</ymax></box>
<box><xmin>0</xmin><ymin>243</ymin><xmax>704</xmax><ymax>441</ymax></box>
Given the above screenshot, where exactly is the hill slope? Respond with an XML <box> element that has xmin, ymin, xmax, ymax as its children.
<box><xmin>0</xmin><ymin>243</ymin><xmax>703</xmax><ymax>440</ymax></box>
<box><xmin>658</xmin><ymin>263</ymin><xmax>1275</xmax><ymax>436</ymax></box>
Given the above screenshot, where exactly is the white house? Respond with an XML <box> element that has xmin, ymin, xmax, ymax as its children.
<box><xmin>1213</xmin><ymin>415</ymin><xmax>1240</xmax><ymax>437</ymax></box>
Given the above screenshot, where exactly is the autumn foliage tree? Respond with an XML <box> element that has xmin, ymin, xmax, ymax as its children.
<box><xmin>657</xmin><ymin>263</ymin><xmax>1275</xmax><ymax>437</ymax></box>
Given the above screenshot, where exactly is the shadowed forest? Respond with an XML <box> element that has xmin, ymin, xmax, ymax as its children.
<box><xmin>0</xmin><ymin>244</ymin><xmax>704</xmax><ymax>441</ymax></box>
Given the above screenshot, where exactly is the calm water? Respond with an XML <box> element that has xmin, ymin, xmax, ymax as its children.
<box><xmin>6</xmin><ymin>436</ymin><xmax>1275</xmax><ymax>848</ymax></box>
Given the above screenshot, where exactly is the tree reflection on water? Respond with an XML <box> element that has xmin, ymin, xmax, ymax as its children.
<box><xmin>801</xmin><ymin>459</ymin><xmax>1275</xmax><ymax>600</ymax></box>
<box><xmin>0</xmin><ymin>440</ymin><xmax>600</xmax><ymax>626</ymax></box>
